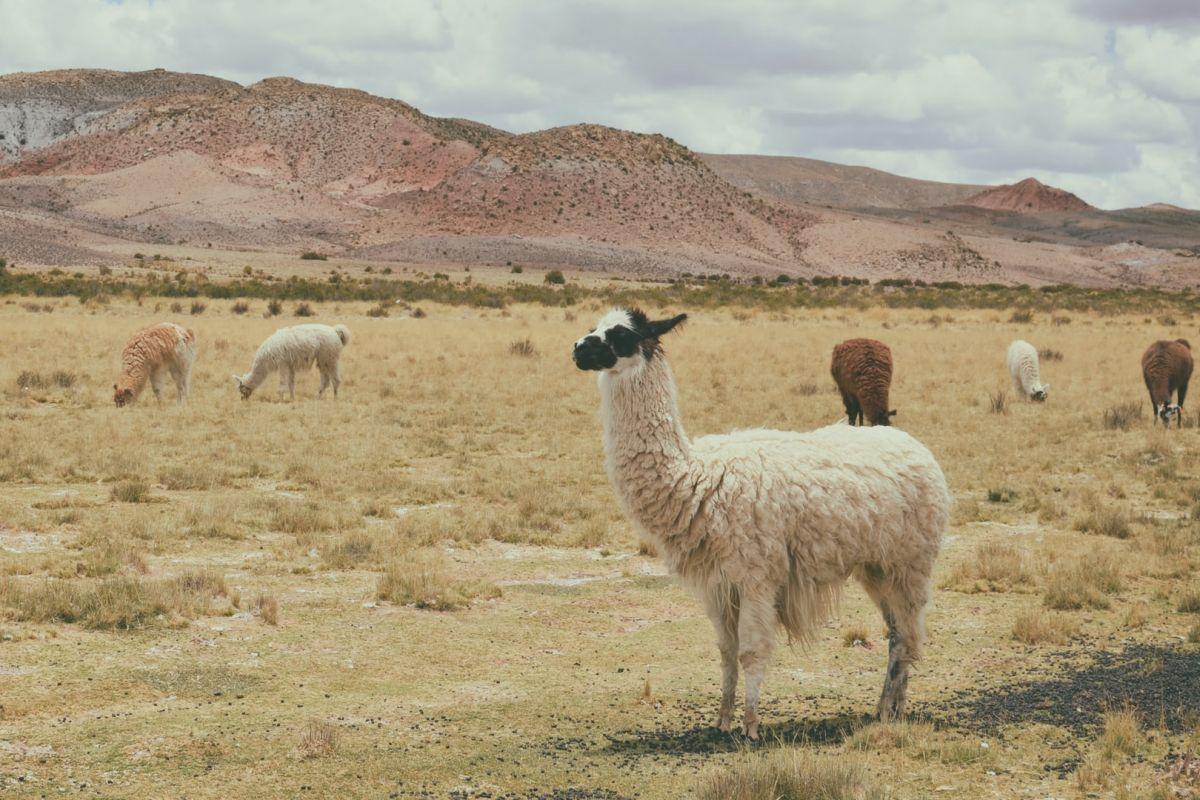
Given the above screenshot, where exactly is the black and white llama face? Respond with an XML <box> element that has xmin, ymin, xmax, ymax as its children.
<box><xmin>573</xmin><ymin>308</ymin><xmax>687</xmax><ymax>374</ymax></box>
<box><xmin>1032</xmin><ymin>385</ymin><xmax>1049</xmax><ymax>402</ymax></box>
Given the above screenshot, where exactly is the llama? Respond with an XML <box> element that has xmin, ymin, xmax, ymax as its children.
<box><xmin>234</xmin><ymin>324</ymin><xmax>350</xmax><ymax>400</ymax></box>
<box><xmin>1007</xmin><ymin>340</ymin><xmax>1049</xmax><ymax>402</ymax></box>
<box><xmin>831</xmin><ymin>338</ymin><xmax>895</xmax><ymax>425</ymax></box>
<box><xmin>113</xmin><ymin>322</ymin><xmax>196</xmax><ymax>406</ymax></box>
<box><xmin>1142</xmin><ymin>339</ymin><xmax>1193</xmax><ymax>427</ymax></box>
<box><xmin>573</xmin><ymin>308</ymin><xmax>950</xmax><ymax>739</ymax></box>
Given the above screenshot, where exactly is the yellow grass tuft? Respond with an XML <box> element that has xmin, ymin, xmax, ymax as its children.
<box><xmin>376</xmin><ymin>550</ymin><xmax>500</xmax><ymax>611</ymax></box>
<box><xmin>1012</xmin><ymin>608</ymin><xmax>1079</xmax><ymax>644</ymax></box>
<box><xmin>1043</xmin><ymin>552</ymin><xmax>1123</xmax><ymax>610</ymax></box>
<box><xmin>942</xmin><ymin>540</ymin><xmax>1035</xmax><ymax>593</ymax></box>
<box><xmin>695</xmin><ymin>749</ymin><xmax>881</xmax><ymax>800</ymax></box>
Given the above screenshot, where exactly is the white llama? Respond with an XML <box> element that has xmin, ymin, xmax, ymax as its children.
<box><xmin>573</xmin><ymin>308</ymin><xmax>950</xmax><ymax>739</ymax></box>
<box><xmin>234</xmin><ymin>323</ymin><xmax>350</xmax><ymax>400</ymax></box>
<box><xmin>1007</xmin><ymin>340</ymin><xmax>1049</xmax><ymax>401</ymax></box>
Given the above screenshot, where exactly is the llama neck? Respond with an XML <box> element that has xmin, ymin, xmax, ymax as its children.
<box><xmin>240</xmin><ymin>353</ymin><xmax>274</xmax><ymax>390</ymax></box>
<box><xmin>599</xmin><ymin>354</ymin><xmax>700</xmax><ymax>543</ymax></box>
<box><xmin>117</xmin><ymin>361</ymin><xmax>149</xmax><ymax>397</ymax></box>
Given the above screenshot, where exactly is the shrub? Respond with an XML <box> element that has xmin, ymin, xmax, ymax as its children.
<box><xmin>300</xmin><ymin>252</ymin><xmax>328</xmax><ymax>261</ymax></box>
<box><xmin>366</xmin><ymin>302</ymin><xmax>389</xmax><ymax>318</ymax></box>
<box><xmin>942</xmin><ymin>541</ymin><xmax>1035</xmax><ymax>593</ymax></box>
<box><xmin>254</xmin><ymin>593</ymin><xmax>279</xmax><ymax>625</ymax></box>
<box><xmin>294</xmin><ymin>302</ymin><xmax>315</xmax><ymax>317</ymax></box>
<box><xmin>267</xmin><ymin>299</ymin><xmax>283</xmax><ymax>317</ymax></box>
<box><xmin>170</xmin><ymin>301</ymin><xmax>184</xmax><ymax>314</ymax></box>
<box><xmin>1178</xmin><ymin>585</ymin><xmax>1200</xmax><ymax>613</ymax></box>
<box><xmin>231</xmin><ymin>300</ymin><xmax>251</xmax><ymax>315</ymax></box>
<box><xmin>544</xmin><ymin>270</ymin><xmax>566</xmax><ymax>285</ymax></box>
<box><xmin>510</xmin><ymin>264</ymin><xmax>523</xmax><ymax>274</ymax></box>
<box><xmin>16</xmin><ymin>370</ymin><xmax>46</xmax><ymax>391</ymax></box>
<box><xmin>1009</xmin><ymin>309</ymin><xmax>1034</xmax><ymax>323</ymax></box>
<box><xmin>508</xmin><ymin>338</ymin><xmax>537</xmax><ymax>357</ymax></box>
<box><xmin>299</xmin><ymin>720</ymin><xmax>339</xmax><ymax>757</ymax></box>
<box><xmin>189</xmin><ymin>301</ymin><xmax>207</xmax><ymax>315</ymax></box>
<box><xmin>1103</xmin><ymin>401</ymin><xmax>1142</xmax><ymax>431</ymax></box>
<box><xmin>1038</xmin><ymin>348</ymin><xmax>1063</xmax><ymax>361</ymax></box>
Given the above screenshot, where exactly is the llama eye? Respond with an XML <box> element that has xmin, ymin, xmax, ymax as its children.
<box><xmin>605</xmin><ymin>327</ymin><xmax>641</xmax><ymax>357</ymax></box>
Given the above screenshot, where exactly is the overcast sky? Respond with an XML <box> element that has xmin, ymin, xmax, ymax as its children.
<box><xmin>3</xmin><ymin>0</ymin><xmax>1198</xmax><ymax>208</ymax></box>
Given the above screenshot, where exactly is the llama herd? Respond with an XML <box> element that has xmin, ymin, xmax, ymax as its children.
<box><xmin>112</xmin><ymin>322</ymin><xmax>351</xmax><ymax>405</ymax></box>
<box><xmin>105</xmin><ymin>308</ymin><xmax>1194</xmax><ymax>740</ymax></box>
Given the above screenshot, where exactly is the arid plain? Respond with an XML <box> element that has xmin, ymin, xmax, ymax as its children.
<box><xmin>1</xmin><ymin>270</ymin><xmax>1198</xmax><ymax>799</ymax></box>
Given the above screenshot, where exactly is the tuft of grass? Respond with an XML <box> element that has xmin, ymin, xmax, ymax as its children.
<box><xmin>989</xmin><ymin>389</ymin><xmax>1008</xmax><ymax>414</ymax></box>
<box><xmin>16</xmin><ymin>370</ymin><xmax>46</xmax><ymax>391</ymax></box>
<box><xmin>1009</xmin><ymin>309</ymin><xmax>1034</xmax><ymax>323</ymax></box>
<box><xmin>111</xmin><ymin>480</ymin><xmax>152</xmax><ymax>503</ymax></box>
<box><xmin>942</xmin><ymin>541</ymin><xmax>1035</xmax><ymax>593</ymax></box>
<box><xmin>842</xmin><ymin>625</ymin><xmax>871</xmax><ymax>648</ymax></box>
<box><xmin>1103</xmin><ymin>401</ymin><xmax>1142</xmax><ymax>430</ymax></box>
<box><xmin>231</xmin><ymin>300</ymin><xmax>251</xmax><ymax>315</ymax></box>
<box><xmin>299</xmin><ymin>252</ymin><xmax>328</xmax><ymax>261</ymax></box>
<box><xmin>1012</xmin><ymin>609</ymin><xmax>1079</xmax><ymax>644</ymax></box>
<box><xmin>1043</xmin><ymin>552</ymin><xmax>1123</xmax><ymax>610</ymax></box>
<box><xmin>986</xmin><ymin>487</ymin><xmax>1016</xmax><ymax>503</ymax></box>
<box><xmin>294</xmin><ymin>302</ymin><xmax>315</xmax><ymax>317</ymax></box>
<box><xmin>0</xmin><ymin>570</ymin><xmax>228</xmax><ymax>630</ymax></box>
<box><xmin>508</xmin><ymin>338</ymin><xmax>537</xmax><ymax>357</ymax></box>
<box><xmin>1099</xmin><ymin>706</ymin><xmax>1141</xmax><ymax>758</ymax></box>
<box><xmin>320</xmin><ymin>532</ymin><xmax>377</xmax><ymax>569</ymax></box>
<box><xmin>376</xmin><ymin>551</ymin><xmax>500</xmax><ymax>611</ymax></box>
<box><xmin>253</xmin><ymin>594</ymin><xmax>279</xmax><ymax>625</ymax></box>
<box><xmin>189</xmin><ymin>301</ymin><xmax>207</xmax><ymax>315</ymax></box>
<box><xmin>266</xmin><ymin>299</ymin><xmax>283</xmax><ymax>316</ymax></box>
<box><xmin>1038</xmin><ymin>347</ymin><xmax>1063</xmax><ymax>361</ymax></box>
<box><xmin>696</xmin><ymin>749</ymin><xmax>881</xmax><ymax>800</ymax></box>
<box><xmin>365</xmin><ymin>302</ymin><xmax>389</xmax><ymax>318</ymax></box>
<box><xmin>544</xmin><ymin>269</ymin><xmax>566</xmax><ymax>285</ymax></box>
<box><xmin>1074</xmin><ymin>506</ymin><xmax>1133</xmax><ymax>539</ymax></box>
<box><xmin>298</xmin><ymin>720</ymin><xmax>339</xmax><ymax>757</ymax></box>
<box><xmin>1177</xmin><ymin>585</ymin><xmax>1200</xmax><ymax>613</ymax></box>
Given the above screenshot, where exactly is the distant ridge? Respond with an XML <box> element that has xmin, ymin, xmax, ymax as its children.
<box><xmin>959</xmin><ymin>177</ymin><xmax>1092</xmax><ymax>213</ymax></box>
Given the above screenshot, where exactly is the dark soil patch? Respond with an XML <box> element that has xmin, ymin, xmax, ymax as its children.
<box><xmin>602</xmin><ymin>710</ymin><xmax>869</xmax><ymax>759</ymax></box>
<box><xmin>953</xmin><ymin>643</ymin><xmax>1200</xmax><ymax>735</ymax></box>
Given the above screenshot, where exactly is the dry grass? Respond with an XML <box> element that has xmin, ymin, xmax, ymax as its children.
<box><xmin>1103</xmin><ymin>401</ymin><xmax>1143</xmax><ymax>430</ymax></box>
<box><xmin>1043</xmin><ymin>552</ymin><xmax>1124</xmax><ymax>609</ymax></box>
<box><xmin>1012</xmin><ymin>608</ymin><xmax>1079</xmax><ymax>644</ymax></box>
<box><xmin>376</xmin><ymin>550</ymin><xmax>500</xmax><ymax>611</ymax></box>
<box><xmin>942</xmin><ymin>540</ymin><xmax>1035</xmax><ymax>593</ymax></box>
<box><xmin>0</xmin><ymin>570</ymin><xmax>228</xmax><ymax>629</ymax></box>
<box><xmin>0</xmin><ymin>292</ymin><xmax>1197</xmax><ymax>797</ymax></box>
<box><xmin>298</xmin><ymin>720</ymin><xmax>340</xmax><ymax>758</ymax></box>
<box><xmin>695</xmin><ymin>750</ymin><xmax>881</xmax><ymax>800</ymax></box>
<box><xmin>1074</xmin><ymin>506</ymin><xmax>1133</xmax><ymax>539</ymax></box>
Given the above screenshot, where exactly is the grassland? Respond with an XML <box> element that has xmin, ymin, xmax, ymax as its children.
<box><xmin>1</xmin><ymin>274</ymin><xmax>1199</xmax><ymax>798</ymax></box>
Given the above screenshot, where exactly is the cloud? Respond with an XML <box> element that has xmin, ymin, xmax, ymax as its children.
<box><xmin>0</xmin><ymin>0</ymin><xmax>1197</xmax><ymax>208</ymax></box>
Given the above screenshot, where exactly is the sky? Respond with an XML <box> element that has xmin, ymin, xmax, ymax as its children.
<box><xmin>2</xmin><ymin>0</ymin><xmax>1198</xmax><ymax>209</ymax></box>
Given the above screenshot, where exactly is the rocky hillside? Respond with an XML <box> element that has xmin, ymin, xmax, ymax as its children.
<box><xmin>0</xmin><ymin>70</ymin><xmax>812</xmax><ymax>276</ymax></box>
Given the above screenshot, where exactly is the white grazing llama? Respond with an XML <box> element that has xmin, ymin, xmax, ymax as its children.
<box><xmin>114</xmin><ymin>322</ymin><xmax>196</xmax><ymax>406</ymax></box>
<box><xmin>1007</xmin><ymin>340</ymin><xmax>1049</xmax><ymax>401</ymax></box>
<box><xmin>574</xmin><ymin>308</ymin><xmax>950</xmax><ymax>739</ymax></box>
<box><xmin>234</xmin><ymin>323</ymin><xmax>350</xmax><ymax>400</ymax></box>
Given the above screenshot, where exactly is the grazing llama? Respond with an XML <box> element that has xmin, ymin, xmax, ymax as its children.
<box><xmin>573</xmin><ymin>308</ymin><xmax>950</xmax><ymax>739</ymax></box>
<box><xmin>831</xmin><ymin>338</ymin><xmax>895</xmax><ymax>425</ymax></box>
<box><xmin>1142</xmin><ymin>339</ymin><xmax>1193</xmax><ymax>427</ymax></box>
<box><xmin>113</xmin><ymin>322</ymin><xmax>196</xmax><ymax>406</ymax></box>
<box><xmin>1007</xmin><ymin>340</ymin><xmax>1049</xmax><ymax>402</ymax></box>
<box><xmin>234</xmin><ymin>324</ymin><xmax>350</xmax><ymax>400</ymax></box>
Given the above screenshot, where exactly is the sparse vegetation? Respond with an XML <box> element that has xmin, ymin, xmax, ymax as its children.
<box><xmin>300</xmin><ymin>252</ymin><xmax>328</xmax><ymax>261</ymax></box>
<box><xmin>508</xmin><ymin>337</ymin><xmax>537</xmax><ymax>357</ymax></box>
<box><xmin>696</xmin><ymin>750</ymin><xmax>880</xmax><ymax>800</ymax></box>
<box><xmin>1012</xmin><ymin>609</ymin><xmax>1079</xmax><ymax>644</ymax></box>
<box><xmin>376</xmin><ymin>551</ymin><xmax>500</xmax><ymax>611</ymax></box>
<box><xmin>1103</xmin><ymin>401</ymin><xmax>1143</xmax><ymax>430</ymax></box>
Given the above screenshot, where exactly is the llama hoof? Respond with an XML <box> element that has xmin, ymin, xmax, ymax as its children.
<box><xmin>743</xmin><ymin>717</ymin><xmax>761</xmax><ymax>741</ymax></box>
<box><xmin>717</xmin><ymin>718</ymin><xmax>733</xmax><ymax>734</ymax></box>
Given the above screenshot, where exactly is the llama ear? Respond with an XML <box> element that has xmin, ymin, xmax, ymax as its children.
<box><xmin>112</xmin><ymin>383</ymin><xmax>118</xmax><ymax>391</ymax></box>
<box><xmin>231</xmin><ymin>375</ymin><xmax>243</xmax><ymax>386</ymax></box>
<box><xmin>646</xmin><ymin>313</ymin><xmax>687</xmax><ymax>339</ymax></box>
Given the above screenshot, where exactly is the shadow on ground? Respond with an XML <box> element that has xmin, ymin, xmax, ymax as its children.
<box><xmin>602</xmin><ymin>711</ymin><xmax>872</xmax><ymax>758</ymax></box>
<box><xmin>954</xmin><ymin>643</ymin><xmax>1200</xmax><ymax>735</ymax></box>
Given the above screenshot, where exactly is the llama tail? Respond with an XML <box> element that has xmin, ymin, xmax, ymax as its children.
<box><xmin>334</xmin><ymin>324</ymin><xmax>351</xmax><ymax>346</ymax></box>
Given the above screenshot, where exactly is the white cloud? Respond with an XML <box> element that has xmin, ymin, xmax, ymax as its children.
<box><xmin>1</xmin><ymin>0</ymin><xmax>1198</xmax><ymax>208</ymax></box>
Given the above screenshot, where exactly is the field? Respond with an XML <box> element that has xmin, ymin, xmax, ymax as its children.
<box><xmin>1</xmin><ymin>282</ymin><xmax>1199</xmax><ymax>799</ymax></box>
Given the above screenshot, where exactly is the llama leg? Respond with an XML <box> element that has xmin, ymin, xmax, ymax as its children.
<box><xmin>331</xmin><ymin>363</ymin><xmax>340</xmax><ymax>398</ymax></box>
<box><xmin>318</xmin><ymin>369</ymin><xmax>330</xmax><ymax>397</ymax></box>
<box><xmin>737</xmin><ymin>589</ymin><xmax>776</xmax><ymax>740</ymax></box>
<box><xmin>149</xmin><ymin>369</ymin><xmax>166</xmax><ymax>403</ymax></box>
<box><xmin>170</xmin><ymin>366</ymin><xmax>187</xmax><ymax>404</ymax></box>
<box><xmin>704</xmin><ymin>587</ymin><xmax>740</xmax><ymax>732</ymax></box>
<box><xmin>1178</xmin><ymin>383</ymin><xmax>1188</xmax><ymax>428</ymax></box>
<box><xmin>840</xmin><ymin>392</ymin><xmax>856</xmax><ymax>425</ymax></box>
<box><xmin>878</xmin><ymin>574</ymin><xmax>930</xmax><ymax>721</ymax></box>
<box><xmin>286</xmin><ymin>368</ymin><xmax>296</xmax><ymax>400</ymax></box>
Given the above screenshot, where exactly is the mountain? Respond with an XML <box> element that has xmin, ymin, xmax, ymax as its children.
<box><xmin>958</xmin><ymin>177</ymin><xmax>1092</xmax><ymax>213</ymax></box>
<box><xmin>0</xmin><ymin>69</ymin><xmax>812</xmax><ymax>277</ymax></box>
<box><xmin>702</xmin><ymin>153</ymin><xmax>983</xmax><ymax>209</ymax></box>
<box><xmin>0</xmin><ymin>69</ymin><xmax>1197</xmax><ymax>288</ymax></box>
